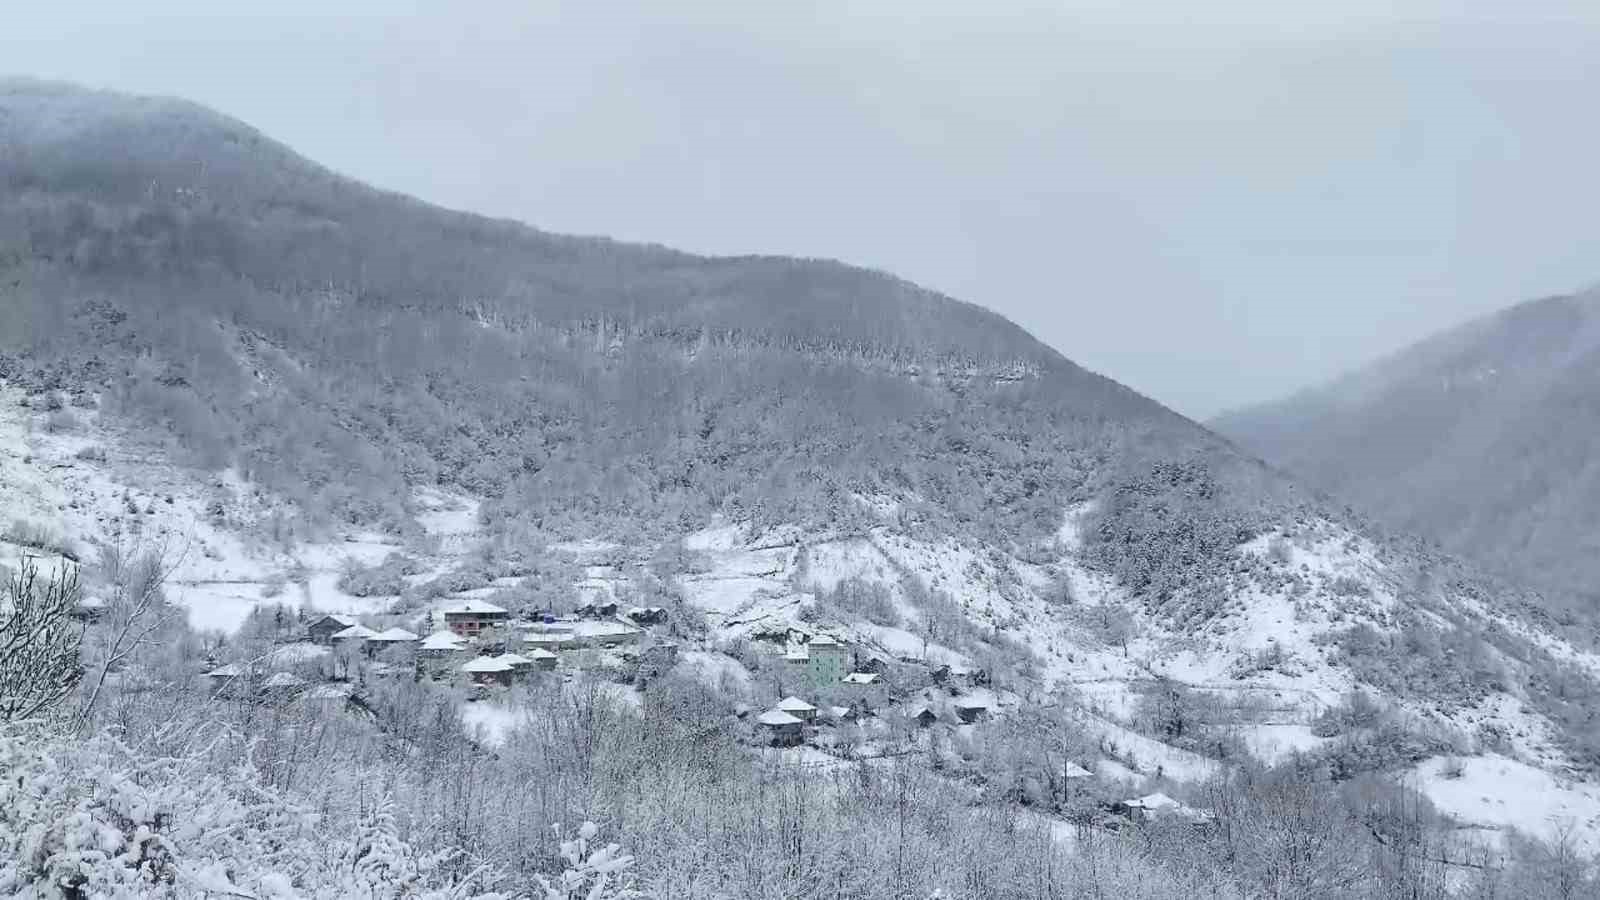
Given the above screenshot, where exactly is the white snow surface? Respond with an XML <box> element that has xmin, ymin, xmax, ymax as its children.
<box><xmin>1410</xmin><ymin>755</ymin><xmax>1600</xmax><ymax>855</ymax></box>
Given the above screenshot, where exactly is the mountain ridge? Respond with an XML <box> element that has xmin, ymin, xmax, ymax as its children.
<box><xmin>1214</xmin><ymin>288</ymin><xmax>1600</xmax><ymax>608</ymax></box>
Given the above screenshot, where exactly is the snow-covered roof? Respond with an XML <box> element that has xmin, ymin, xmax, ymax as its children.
<box><xmin>370</xmin><ymin>627</ymin><xmax>419</xmax><ymax>642</ymax></box>
<box><xmin>758</xmin><ymin>709</ymin><xmax>804</xmax><ymax>727</ymax></box>
<box><xmin>269</xmin><ymin>642</ymin><xmax>330</xmax><ymax>664</ymax></box>
<box><xmin>263</xmin><ymin>672</ymin><xmax>306</xmax><ymax>688</ymax></box>
<box><xmin>1062</xmin><ymin>762</ymin><xmax>1093</xmax><ymax>779</ymax></box>
<box><xmin>524</xmin><ymin>632</ymin><xmax>575</xmax><ymax>645</ymax></box>
<box><xmin>420</xmin><ymin>630</ymin><xmax>465</xmax><ymax>651</ymax></box>
<box><xmin>953</xmin><ymin>696</ymin><xmax>990</xmax><ymax>710</ymax></box>
<box><xmin>784</xmin><ymin>645</ymin><xmax>810</xmax><ymax>662</ymax></box>
<box><xmin>842</xmin><ymin>672</ymin><xmax>879</xmax><ymax>685</ymax></box>
<box><xmin>1125</xmin><ymin>792</ymin><xmax>1182</xmax><ymax>811</ymax></box>
<box><xmin>204</xmin><ymin>663</ymin><xmax>245</xmax><ymax>678</ymax></box>
<box><xmin>331</xmin><ymin>624</ymin><xmax>378</xmax><ymax>640</ymax></box>
<box><xmin>312</xmin><ymin>613</ymin><xmax>358</xmax><ymax>627</ymax></box>
<box><xmin>808</xmin><ymin>635</ymin><xmax>842</xmax><ymax>648</ymax></box>
<box><xmin>304</xmin><ymin>684</ymin><xmax>352</xmax><ymax>701</ymax></box>
<box><xmin>829</xmin><ymin>706</ymin><xmax>851</xmax><ymax>718</ymax></box>
<box><xmin>461</xmin><ymin>655</ymin><xmax>514</xmax><ymax>673</ymax></box>
<box><xmin>524</xmin><ymin>647</ymin><xmax>558</xmax><ymax>660</ymax></box>
<box><xmin>498</xmin><ymin>653</ymin><xmax>532</xmax><ymax>666</ymax></box>
<box><xmin>442</xmin><ymin>599</ymin><xmax>508</xmax><ymax>615</ymax></box>
<box><xmin>571</xmin><ymin>620</ymin><xmax>641</xmax><ymax>638</ymax></box>
<box><xmin>777</xmin><ymin>696</ymin><xmax>816</xmax><ymax>713</ymax></box>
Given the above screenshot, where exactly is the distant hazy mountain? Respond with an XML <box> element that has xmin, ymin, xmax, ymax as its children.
<box><xmin>1214</xmin><ymin>290</ymin><xmax>1600</xmax><ymax>606</ymax></box>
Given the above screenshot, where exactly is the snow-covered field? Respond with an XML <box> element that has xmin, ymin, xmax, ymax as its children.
<box><xmin>1410</xmin><ymin>755</ymin><xmax>1600</xmax><ymax>855</ymax></box>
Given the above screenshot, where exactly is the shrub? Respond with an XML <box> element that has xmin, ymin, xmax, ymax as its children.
<box><xmin>335</xmin><ymin>553</ymin><xmax>418</xmax><ymax>598</ymax></box>
<box><xmin>1</xmin><ymin>519</ymin><xmax>72</xmax><ymax>559</ymax></box>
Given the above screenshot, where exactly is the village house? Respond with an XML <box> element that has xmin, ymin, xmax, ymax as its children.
<box><xmin>625</xmin><ymin>606</ymin><xmax>668</xmax><ymax>626</ymax></box>
<box><xmin>910</xmin><ymin>705</ymin><xmax>939</xmax><ymax>728</ymax></box>
<box><xmin>460</xmin><ymin>655</ymin><xmax>514</xmax><ymax>687</ymax></box>
<box><xmin>805</xmin><ymin>635</ymin><xmax>849</xmax><ymax>687</ymax></box>
<box><xmin>1109</xmin><ymin>792</ymin><xmax>1214</xmax><ymax>826</ymax></box>
<box><xmin>523</xmin><ymin>632</ymin><xmax>576</xmax><ymax>653</ymax></box>
<box><xmin>840</xmin><ymin>671</ymin><xmax>885</xmax><ymax>709</ymax></box>
<box><xmin>330</xmin><ymin>623</ymin><xmax>378</xmax><ymax>646</ymax></box>
<box><xmin>575</xmin><ymin>599</ymin><xmax>620</xmax><ymax>619</ymax></box>
<box><xmin>953</xmin><ymin>697</ymin><xmax>990</xmax><ymax>724</ymax></box>
<box><xmin>497</xmin><ymin>652</ymin><xmax>536</xmax><ymax>677</ymax></box>
<box><xmin>202</xmin><ymin>663</ymin><xmax>249</xmax><ymax>696</ymax></box>
<box><xmin>539</xmin><ymin>619</ymin><xmax>645</xmax><ymax>648</ymax></box>
<box><xmin>757</xmin><ymin>709</ymin><xmax>805</xmax><ymax>746</ymax></box>
<box><xmin>442</xmin><ymin>599</ymin><xmax>510</xmax><ymax>637</ymax></box>
<box><xmin>524</xmin><ymin>647</ymin><xmax>559</xmax><ymax>671</ymax></box>
<box><xmin>262</xmin><ymin>671</ymin><xmax>306</xmax><ymax>694</ymax></box>
<box><xmin>418</xmin><ymin>630</ymin><xmax>466</xmax><ymax>656</ymax></box>
<box><xmin>307</xmin><ymin>614</ymin><xmax>358</xmax><ymax>644</ymax></box>
<box><xmin>777</xmin><ymin>696</ymin><xmax>818</xmax><ymax>722</ymax></box>
<box><xmin>368</xmin><ymin>627</ymin><xmax>419</xmax><ymax>649</ymax></box>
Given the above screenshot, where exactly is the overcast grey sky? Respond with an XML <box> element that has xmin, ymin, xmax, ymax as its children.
<box><xmin>5</xmin><ymin>1</ymin><xmax>1599</xmax><ymax>418</ymax></box>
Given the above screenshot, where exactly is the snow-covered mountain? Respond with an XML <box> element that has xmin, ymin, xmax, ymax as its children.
<box><xmin>6</xmin><ymin>79</ymin><xmax>1600</xmax><ymax>893</ymax></box>
<box><xmin>1214</xmin><ymin>289</ymin><xmax>1600</xmax><ymax>608</ymax></box>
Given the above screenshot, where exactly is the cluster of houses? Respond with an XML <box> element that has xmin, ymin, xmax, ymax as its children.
<box><xmin>748</xmin><ymin>632</ymin><xmax>995</xmax><ymax>746</ymax></box>
<box><xmin>208</xmin><ymin>597</ymin><xmax>661</xmax><ymax>693</ymax></box>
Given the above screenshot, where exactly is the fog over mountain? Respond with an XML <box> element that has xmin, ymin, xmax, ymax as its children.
<box><xmin>1215</xmin><ymin>289</ymin><xmax>1600</xmax><ymax>608</ymax></box>
<box><xmin>6</xmin><ymin>80</ymin><xmax>1600</xmax><ymax>898</ymax></box>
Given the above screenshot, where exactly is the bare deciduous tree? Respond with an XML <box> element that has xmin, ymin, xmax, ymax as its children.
<box><xmin>76</xmin><ymin>539</ymin><xmax>179</xmax><ymax>728</ymax></box>
<box><xmin>0</xmin><ymin>555</ymin><xmax>84</xmax><ymax>722</ymax></box>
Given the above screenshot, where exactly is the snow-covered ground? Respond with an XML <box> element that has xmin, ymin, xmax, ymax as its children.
<box><xmin>1410</xmin><ymin>755</ymin><xmax>1600</xmax><ymax>855</ymax></box>
<box><xmin>15</xmin><ymin>382</ymin><xmax>1600</xmax><ymax>859</ymax></box>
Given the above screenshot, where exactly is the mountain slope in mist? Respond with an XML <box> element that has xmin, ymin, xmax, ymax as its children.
<box><xmin>1214</xmin><ymin>290</ymin><xmax>1600</xmax><ymax>606</ymax></box>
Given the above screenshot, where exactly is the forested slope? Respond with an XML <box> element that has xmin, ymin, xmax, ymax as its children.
<box><xmin>0</xmin><ymin>78</ymin><xmax>1277</xmax><ymax>562</ymax></box>
<box><xmin>1214</xmin><ymin>290</ymin><xmax>1600</xmax><ymax>608</ymax></box>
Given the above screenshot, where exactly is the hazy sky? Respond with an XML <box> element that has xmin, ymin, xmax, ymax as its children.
<box><xmin>6</xmin><ymin>2</ymin><xmax>1599</xmax><ymax>418</ymax></box>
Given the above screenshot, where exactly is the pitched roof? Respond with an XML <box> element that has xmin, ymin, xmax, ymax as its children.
<box><xmin>263</xmin><ymin>672</ymin><xmax>306</xmax><ymax>688</ymax></box>
<box><xmin>312</xmin><ymin>613</ymin><xmax>358</xmax><ymax>628</ymax></box>
<box><xmin>777</xmin><ymin>696</ymin><xmax>816</xmax><ymax>713</ymax></box>
<box><xmin>304</xmin><ymin>683</ymin><xmax>352</xmax><ymax>701</ymax></box>
<box><xmin>807</xmin><ymin>634</ymin><xmax>842</xmax><ymax>648</ymax></box>
<box><xmin>953</xmin><ymin>696</ymin><xmax>990</xmax><ymax>710</ymax></box>
<box><xmin>524</xmin><ymin>647</ymin><xmax>558</xmax><ymax>660</ymax></box>
<box><xmin>1125</xmin><ymin>792</ymin><xmax>1182</xmax><ymax>811</ymax></box>
<box><xmin>842</xmin><ymin>672</ymin><xmax>879</xmax><ymax>685</ymax></box>
<box><xmin>331</xmin><ymin>624</ymin><xmax>378</xmax><ymax>640</ymax></box>
<box><xmin>1062</xmin><ymin>762</ymin><xmax>1093</xmax><ymax>779</ymax></box>
<box><xmin>461</xmin><ymin>655</ymin><xmax>514</xmax><ymax>673</ymax></box>
<box><xmin>497</xmin><ymin>653</ymin><xmax>532</xmax><ymax>666</ymax></box>
<box><xmin>420</xmin><ymin>630</ymin><xmax>466</xmax><ymax>651</ymax></box>
<box><xmin>441</xmin><ymin>598</ymin><xmax>508</xmax><ymax>615</ymax></box>
<box><xmin>204</xmin><ymin>663</ymin><xmax>245</xmax><ymax>678</ymax></box>
<box><xmin>758</xmin><ymin>709</ymin><xmax>804</xmax><ymax>727</ymax></box>
<box><xmin>370</xmin><ymin>627</ymin><xmax>419</xmax><ymax>642</ymax></box>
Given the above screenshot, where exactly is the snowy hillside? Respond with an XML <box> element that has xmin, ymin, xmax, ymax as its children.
<box><xmin>8</xmin><ymin>361</ymin><xmax>1600</xmax><ymax>863</ymax></box>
